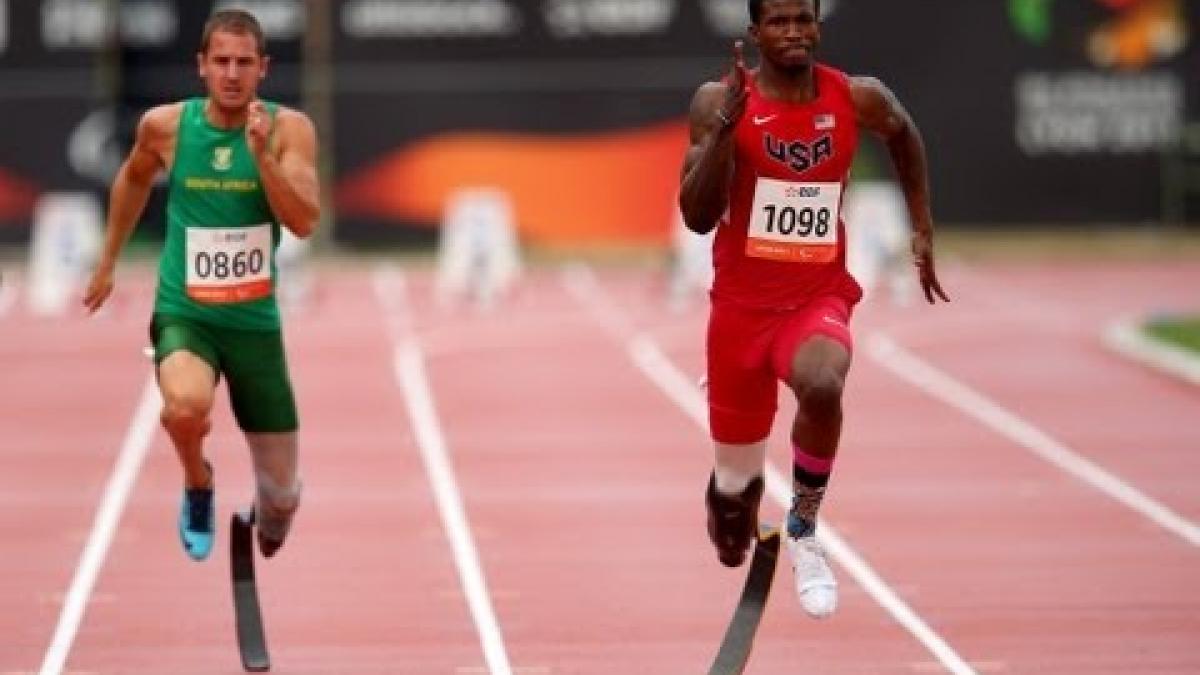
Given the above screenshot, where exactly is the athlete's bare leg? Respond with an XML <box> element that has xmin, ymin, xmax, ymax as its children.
<box><xmin>783</xmin><ymin>334</ymin><xmax>850</xmax><ymax>618</ymax></box>
<box><xmin>158</xmin><ymin>350</ymin><xmax>217</xmax><ymax>489</ymax></box>
<box><xmin>159</xmin><ymin>350</ymin><xmax>219</xmax><ymax>560</ymax></box>
<box><xmin>713</xmin><ymin>440</ymin><xmax>768</xmax><ymax>493</ymax></box>
<box><xmin>245</xmin><ymin>431</ymin><xmax>301</xmax><ymax>557</ymax></box>
<box><xmin>786</xmin><ymin>336</ymin><xmax>850</xmax><ymax>465</ymax></box>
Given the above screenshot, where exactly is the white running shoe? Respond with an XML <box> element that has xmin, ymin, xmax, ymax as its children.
<box><xmin>786</xmin><ymin>534</ymin><xmax>838</xmax><ymax>619</ymax></box>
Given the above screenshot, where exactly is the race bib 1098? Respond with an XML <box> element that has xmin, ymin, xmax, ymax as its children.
<box><xmin>185</xmin><ymin>224</ymin><xmax>272</xmax><ymax>304</ymax></box>
<box><xmin>746</xmin><ymin>178</ymin><xmax>841</xmax><ymax>263</ymax></box>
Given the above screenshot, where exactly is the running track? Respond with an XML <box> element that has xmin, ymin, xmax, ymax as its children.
<box><xmin>1</xmin><ymin>255</ymin><xmax>1197</xmax><ymax>674</ymax></box>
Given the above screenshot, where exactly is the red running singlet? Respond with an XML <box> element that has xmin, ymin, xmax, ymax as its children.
<box><xmin>712</xmin><ymin>64</ymin><xmax>863</xmax><ymax>311</ymax></box>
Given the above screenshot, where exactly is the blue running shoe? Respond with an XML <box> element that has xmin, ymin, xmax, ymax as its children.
<box><xmin>179</xmin><ymin>464</ymin><xmax>215</xmax><ymax>561</ymax></box>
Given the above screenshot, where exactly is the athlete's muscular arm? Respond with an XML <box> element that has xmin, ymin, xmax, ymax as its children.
<box><xmin>679</xmin><ymin>42</ymin><xmax>749</xmax><ymax>234</ymax></box>
<box><xmin>83</xmin><ymin>104</ymin><xmax>178</xmax><ymax>314</ymax></box>
<box><xmin>247</xmin><ymin>102</ymin><xmax>320</xmax><ymax>239</ymax></box>
<box><xmin>851</xmin><ymin>76</ymin><xmax>949</xmax><ymax>304</ymax></box>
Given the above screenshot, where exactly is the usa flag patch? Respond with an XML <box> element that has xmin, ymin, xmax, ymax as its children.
<box><xmin>814</xmin><ymin>113</ymin><xmax>836</xmax><ymax>130</ymax></box>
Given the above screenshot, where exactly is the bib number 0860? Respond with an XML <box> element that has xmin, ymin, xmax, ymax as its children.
<box><xmin>194</xmin><ymin>249</ymin><xmax>265</xmax><ymax>281</ymax></box>
<box><xmin>761</xmin><ymin>205</ymin><xmax>832</xmax><ymax>238</ymax></box>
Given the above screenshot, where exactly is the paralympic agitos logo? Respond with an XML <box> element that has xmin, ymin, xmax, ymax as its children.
<box><xmin>1007</xmin><ymin>0</ymin><xmax>1189</xmax><ymax>70</ymax></box>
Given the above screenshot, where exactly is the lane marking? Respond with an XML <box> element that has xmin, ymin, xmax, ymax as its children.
<box><xmin>563</xmin><ymin>264</ymin><xmax>978</xmax><ymax>675</ymax></box>
<box><xmin>39</xmin><ymin>375</ymin><xmax>161</xmax><ymax>675</ymax></box>
<box><xmin>869</xmin><ymin>334</ymin><xmax>1200</xmax><ymax>548</ymax></box>
<box><xmin>372</xmin><ymin>265</ymin><xmax>514</xmax><ymax>675</ymax></box>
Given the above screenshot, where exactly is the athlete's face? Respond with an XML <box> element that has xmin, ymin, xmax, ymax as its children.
<box><xmin>197</xmin><ymin>30</ymin><xmax>268</xmax><ymax>113</ymax></box>
<box><xmin>750</xmin><ymin>0</ymin><xmax>820</xmax><ymax>70</ymax></box>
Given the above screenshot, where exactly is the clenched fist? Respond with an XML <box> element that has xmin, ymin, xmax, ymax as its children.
<box><xmin>246</xmin><ymin>101</ymin><xmax>272</xmax><ymax>158</ymax></box>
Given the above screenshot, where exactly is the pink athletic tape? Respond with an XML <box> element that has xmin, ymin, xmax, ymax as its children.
<box><xmin>793</xmin><ymin>446</ymin><xmax>834</xmax><ymax>475</ymax></box>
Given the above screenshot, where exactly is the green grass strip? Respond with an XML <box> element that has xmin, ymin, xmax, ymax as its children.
<box><xmin>1144</xmin><ymin>316</ymin><xmax>1200</xmax><ymax>355</ymax></box>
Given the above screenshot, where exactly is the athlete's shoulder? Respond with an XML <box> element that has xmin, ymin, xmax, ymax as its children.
<box><xmin>688</xmin><ymin>69</ymin><xmax>759</xmax><ymax>123</ymax></box>
<box><xmin>139</xmin><ymin>102</ymin><xmax>185</xmax><ymax>139</ymax></box>
<box><xmin>271</xmin><ymin>104</ymin><xmax>311</xmax><ymax>122</ymax></box>
<box><xmin>264</xmin><ymin>106</ymin><xmax>318</xmax><ymax>164</ymax></box>
<box><xmin>132</xmin><ymin>103</ymin><xmax>184</xmax><ymax>161</ymax></box>
<box><xmin>271</xmin><ymin>105</ymin><xmax>317</xmax><ymax>140</ymax></box>
<box><xmin>847</xmin><ymin>74</ymin><xmax>885</xmax><ymax>93</ymax></box>
<box><xmin>690</xmin><ymin>80</ymin><xmax>729</xmax><ymax>110</ymax></box>
<box><xmin>846</xmin><ymin>75</ymin><xmax>911</xmax><ymax>136</ymax></box>
<box><xmin>846</xmin><ymin>75</ymin><xmax>896</xmax><ymax>112</ymax></box>
<box><xmin>702</xmin><ymin>67</ymin><xmax>760</xmax><ymax>96</ymax></box>
<box><xmin>684</xmin><ymin>80</ymin><xmax>728</xmax><ymax>138</ymax></box>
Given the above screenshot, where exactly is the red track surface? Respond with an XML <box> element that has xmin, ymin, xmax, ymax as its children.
<box><xmin>2</xmin><ymin>257</ymin><xmax>1198</xmax><ymax>674</ymax></box>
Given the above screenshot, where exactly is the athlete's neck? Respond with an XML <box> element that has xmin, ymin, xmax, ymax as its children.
<box><xmin>204</xmin><ymin>99</ymin><xmax>249</xmax><ymax>130</ymax></box>
<box><xmin>756</xmin><ymin>61</ymin><xmax>817</xmax><ymax>104</ymax></box>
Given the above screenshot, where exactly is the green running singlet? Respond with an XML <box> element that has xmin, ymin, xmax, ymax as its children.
<box><xmin>155</xmin><ymin>97</ymin><xmax>283</xmax><ymax>330</ymax></box>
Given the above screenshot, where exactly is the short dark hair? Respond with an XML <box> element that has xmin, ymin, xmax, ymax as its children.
<box><xmin>748</xmin><ymin>0</ymin><xmax>821</xmax><ymax>24</ymax></box>
<box><xmin>200</xmin><ymin>9</ymin><xmax>266</xmax><ymax>55</ymax></box>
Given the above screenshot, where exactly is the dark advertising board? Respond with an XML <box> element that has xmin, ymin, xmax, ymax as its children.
<box><xmin>0</xmin><ymin>0</ymin><xmax>303</xmax><ymax>242</ymax></box>
<box><xmin>818</xmin><ymin>0</ymin><xmax>1200</xmax><ymax>226</ymax></box>
<box><xmin>332</xmin><ymin>0</ymin><xmax>741</xmax><ymax>246</ymax></box>
<box><xmin>332</xmin><ymin>0</ymin><xmax>1199</xmax><ymax>246</ymax></box>
<box><xmin>2</xmin><ymin>1</ymin><xmax>1196</xmax><ymax>246</ymax></box>
<box><xmin>0</xmin><ymin>0</ymin><xmax>99</xmax><ymax>241</ymax></box>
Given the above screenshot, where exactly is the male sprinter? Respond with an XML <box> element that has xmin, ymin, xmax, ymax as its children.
<box><xmin>84</xmin><ymin>9</ymin><xmax>319</xmax><ymax>561</ymax></box>
<box><xmin>679</xmin><ymin>0</ymin><xmax>949</xmax><ymax>618</ymax></box>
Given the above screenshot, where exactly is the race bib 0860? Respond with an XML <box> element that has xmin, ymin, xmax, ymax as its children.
<box><xmin>746</xmin><ymin>178</ymin><xmax>841</xmax><ymax>263</ymax></box>
<box><xmin>185</xmin><ymin>224</ymin><xmax>272</xmax><ymax>304</ymax></box>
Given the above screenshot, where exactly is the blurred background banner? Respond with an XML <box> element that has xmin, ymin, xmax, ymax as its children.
<box><xmin>820</xmin><ymin>0</ymin><xmax>1200</xmax><ymax>227</ymax></box>
<box><xmin>0</xmin><ymin>0</ymin><xmax>303</xmax><ymax>244</ymax></box>
<box><xmin>0</xmin><ymin>0</ymin><xmax>1197</xmax><ymax>247</ymax></box>
<box><xmin>330</xmin><ymin>0</ymin><xmax>737</xmax><ymax>247</ymax></box>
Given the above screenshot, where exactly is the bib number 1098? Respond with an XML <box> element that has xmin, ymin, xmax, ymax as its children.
<box><xmin>760</xmin><ymin>205</ymin><xmax>832</xmax><ymax>238</ymax></box>
<box><xmin>746</xmin><ymin>178</ymin><xmax>841</xmax><ymax>263</ymax></box>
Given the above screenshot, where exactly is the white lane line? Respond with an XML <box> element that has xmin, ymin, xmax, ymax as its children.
<box><xmin>372</xmin><ymin>265</ymin><xmax>514</xmax><ymax>675</ymax></box>
<box><xmin>39</xmin><ymin>374</ymin><xmax>161</xmax><ymax>675</ymax></box>
<box><xmin>869</xmin><ymin>334</ymin><xmax>1200</xmax><ymax>548</ymax></box>
<box><xmin>1103</xmin><ymin>318</ymin><xmax>1200</xmax><ymax>388</ymax></box>
<box><xmin>563</xmin><ymin>265</ymin><xmax>978</xmax><ymax>675</ymax></box>
<box><xmin>628</xmin><ymin>338</ymin><xmax>979</xmax><ymax>675</ymax></box>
